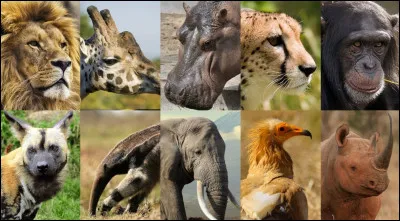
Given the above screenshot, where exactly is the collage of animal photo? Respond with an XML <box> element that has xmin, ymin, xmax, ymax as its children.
<box><xmin>1</xmin><ymin>1</ymin><xmax>398</xmax><ymax>220</ymax></box>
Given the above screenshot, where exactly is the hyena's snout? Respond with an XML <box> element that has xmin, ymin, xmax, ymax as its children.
<box><xmin>30</xmin><ymin>153</ymin><xmax>59</xmax><ymax>177</ymax></box>
<box><xmin>37</xmin><ymin>161</ymin><xmax>49</xmax><ymax>174</ymax></box>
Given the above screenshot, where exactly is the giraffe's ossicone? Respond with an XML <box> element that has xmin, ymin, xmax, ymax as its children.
<box><xmin>80</xmin><ymin>6</ymin><xmax>160</xmax><ymax>99</ymax></box>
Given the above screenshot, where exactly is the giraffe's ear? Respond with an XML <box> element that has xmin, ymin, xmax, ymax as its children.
<box><xmin>80</xmin><ymin>37</ymin><xmax>88</xmax><ymax>57</ymax></box>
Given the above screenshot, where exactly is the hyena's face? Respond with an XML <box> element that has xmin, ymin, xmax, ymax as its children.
<box><xmin>4</xmin><ymin>111</ymin><xmax>73</xmax><ymax>177</ymax></box>
<box><xmin>21</xmin><ymin>128</ymin><xmax>69</xmax><ymax>177</ymax></box>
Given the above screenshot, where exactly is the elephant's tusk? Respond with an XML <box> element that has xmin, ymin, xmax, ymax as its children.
<box><xmin>197</xmin><ymin>181</ymin><xmax>217</xmax><ymax>220</ymax></box>
<box><xmin>228</xmin><ymin>189</ymin><xmax>240</xmax><ymax>209</ymax></box>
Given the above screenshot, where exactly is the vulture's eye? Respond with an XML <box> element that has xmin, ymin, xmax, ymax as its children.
<box><xmin>279</xmin><ymin>127</ymin><xmax>285</xmax><ymax>132</ymax></box>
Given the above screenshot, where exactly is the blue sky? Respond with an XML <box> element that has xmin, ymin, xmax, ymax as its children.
<box><xmin>81</xmin><ymin>1</ymin><xmax>160</xmax><ymax>59</ymax></box>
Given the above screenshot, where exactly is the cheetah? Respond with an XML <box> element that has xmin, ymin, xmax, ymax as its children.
<box><xmin>240</xmin><ymin>10</ymin><xmax>316</xmax><ymax>110</ymax></box>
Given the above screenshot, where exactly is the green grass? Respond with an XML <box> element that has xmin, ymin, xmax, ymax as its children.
<box><xmin>1</xmin><ymin>111</ymin><xmax>80</xmax><ymax>220</ymax></box>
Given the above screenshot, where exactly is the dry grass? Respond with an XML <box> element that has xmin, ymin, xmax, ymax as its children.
<box><xmin>241</xmin><ymin>111</ymin><xmax>321</xmax><ymax>220</ymax></box>
<box><xmin>80</xmin><ymin>111</ymin><xmax>160</xmax><ymax>220</ymax></box>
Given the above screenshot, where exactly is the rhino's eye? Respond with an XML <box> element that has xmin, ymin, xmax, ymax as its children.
<box><xmin>350</xmin><ymin>166</ymin><xmax>357</xmax><ymax>171</ymax></box>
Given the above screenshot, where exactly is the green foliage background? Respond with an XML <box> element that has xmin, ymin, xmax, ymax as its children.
<box><xmin>241</xmin><ymin>1</ymin><xmax>321</xmax><ymax>110</ymax></box>
<box><xmin>80</xmin><ymin>14</ymin><xmax>160</xmax><ymax>110</ymax></box>
<box><xmin>1</xmin><ymin>111</ymin><xmax>80</xmax><ymax>220</ymax></box>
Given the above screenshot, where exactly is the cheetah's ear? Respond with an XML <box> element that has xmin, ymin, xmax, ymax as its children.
<box><xmin>3</xmin><ymin>112</ymin><xmax>32</xmax><ymax>141</ymax></box>
<box><xmin>53</xmin><ymin>111</ymin><xmax>74</xmax><ymax>138</ymax></box>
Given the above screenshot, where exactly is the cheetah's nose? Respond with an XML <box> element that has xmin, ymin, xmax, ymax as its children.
<box><xmin>51</xmin><ymin>60</ymin><xmax>71</xmax><ymax>73</ymax></box>
<box><xmin>299</xmin><ymin>65</ymin><xmax>316</xmax><ymax>77</ymax></box>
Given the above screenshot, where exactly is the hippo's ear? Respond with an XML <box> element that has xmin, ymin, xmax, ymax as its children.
<box><xmin>369</xmin><ymin>132</ymin><xmax>380</xmax><ymax>152</ymax></box>
<box><xmin>217</xmin><ymin>8</ymin><xmax>228</xmax><ymax>23</ymax></box>
<box><xmin>335</xmin><ymin>124</ymin><xmax>349</xmax><ymax>148</ymax></box>
<box><xmin>183</xmin><ymin>2</ymin><xmax>190</xmax><ymax>15</ymax></box>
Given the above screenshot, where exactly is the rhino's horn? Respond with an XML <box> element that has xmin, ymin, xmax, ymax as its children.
<box><xmin>374</xmin><ymin>114</ymin><xmax>393</xmax><ymax>169</ymax></box>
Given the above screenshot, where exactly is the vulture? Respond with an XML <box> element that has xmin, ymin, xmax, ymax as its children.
<box><xmin>241</xmin><ymin>119</ymin><xmax>312</xmax><ymax>220</ymax></box>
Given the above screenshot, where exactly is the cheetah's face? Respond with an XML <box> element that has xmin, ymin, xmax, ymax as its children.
<box><xmin>241</xmin><ymin>12</ymin><xmax>316</xmax><ymax>93</ymax></box>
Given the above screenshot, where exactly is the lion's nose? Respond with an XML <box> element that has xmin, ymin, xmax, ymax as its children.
<box><xmin>51</xmin><ymin>60</ymin><xmax>71</xmax><ymax>72</ymax></box>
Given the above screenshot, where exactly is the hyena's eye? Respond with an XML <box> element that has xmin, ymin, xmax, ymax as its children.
<box><xmin>49</xmin><ymin>145</ymin><xmax>59</xmax><ymax>152</ymax></box>
<box><xmin>28</xmin><ymin>147</ymin><xmax>36</xmax><ymax>154</ymax></box>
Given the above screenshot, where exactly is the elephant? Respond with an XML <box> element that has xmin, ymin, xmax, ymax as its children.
<box><xmin>160</xmin><ymin>117</ymin><xmax>239</xmax><ymax>220</ymax></box>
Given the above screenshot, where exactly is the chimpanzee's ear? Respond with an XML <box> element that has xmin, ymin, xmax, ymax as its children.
<box><xmin>321</xmin><ymin>16</ymin><xmax>326</xmax><ymax>43</ymax></box>
<box><xmin>3</xmin><ymin>111</ymin><xmax>32</xmax><ymax>141</ymax></box>
<box><xmin>335</xmin><ymin>124</ymin><xmax>349</xmax><ymax>148</ymax></box>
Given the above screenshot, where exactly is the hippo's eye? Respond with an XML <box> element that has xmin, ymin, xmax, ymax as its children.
<box><xmin>27</xmin><ymin>40</ymin><xmax>40</xmax><ymax>48</ymax></box>
<box><xmin>49</xmin><ymin>145</ymin><xmax>59</xmax><ymax>152</ymax></box>
<box><xmin>201</xmin><ymin>40</ymin><xmax>216</xmax><ymax>51</ymax></box>
<box><xmin>350</xmin><ymin>166</ymin><xmax>356</xmax><ymax>171</ymax></box>
<box><xmin>268</xmin><ymin>36</ymin><xmax>283</xmax><ymax>47</ymax></box>
<box><xmin>103</xmin><ymin>57</ymin><xmax>119</xmax><ymax>66</ymax></box>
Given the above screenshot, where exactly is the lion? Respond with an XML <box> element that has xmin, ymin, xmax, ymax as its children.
<box><xmin>1</xmin><ymin>1</ymin><xmax>80</xmax><ymax>110</ymax></box>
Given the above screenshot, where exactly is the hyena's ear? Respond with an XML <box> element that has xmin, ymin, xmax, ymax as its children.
<box><xmin>3</xmin><ymin>111</ymin><xmax>32</xmax><ymax>140</ymax></box>
<box><xmin>53</xmin><ymin>111</ymin><xmax>74</xmax><ymax>138</ymax></box>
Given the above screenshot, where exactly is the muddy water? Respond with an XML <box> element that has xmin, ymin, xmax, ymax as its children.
<box><xmin>182</xmin><ymin>140</ymin><xmax>241</xmax><ymax>219</ymax></box>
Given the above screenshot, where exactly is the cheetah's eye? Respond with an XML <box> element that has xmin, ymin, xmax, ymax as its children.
<box><xmin>268</xmin><ymin>36</ymin><xmax>283</xmax><ymax>47</ymax></box>
<box><xmin>103</xmin><ymin>57</ymin><xmax>119</xmax><ymax>66</ymax></box>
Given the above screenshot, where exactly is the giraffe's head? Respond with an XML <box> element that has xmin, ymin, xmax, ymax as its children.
<box><xmin>81</xmin><ymin>6</ymin><xmax>160</xmax><ymax>96</ymax></box>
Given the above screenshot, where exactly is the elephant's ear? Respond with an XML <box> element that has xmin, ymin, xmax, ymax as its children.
<box><xmin>160</xmin><ymin>124</ymin><xmax>183</xmax><ymax>181</ymax></box>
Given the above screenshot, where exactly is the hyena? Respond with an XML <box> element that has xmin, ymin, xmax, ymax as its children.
<box><xmin>1</xmin><ymin>111</ymin><xmax>73</xmax><ymax>220</ymax></box>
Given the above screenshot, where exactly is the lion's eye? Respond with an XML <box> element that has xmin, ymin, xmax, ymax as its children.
<box><xmin>60</xmin><ymin>42</ymin><xmax>67</xmax><ymax>48</ymax></box>
<box><xmin>28</xmin><ymin>41</ymin><xmax>40</xmax><ymax>48</ymax></box>
<box><xmin>268</xmin><ymin>36</ymin><xmax>283</xmax><ymax>47</ymax></box>
<box><xmin>353</xmin><ymin>41</ymin><xmax>361</xmax><ymax>47</ymax></box>
<box><xmin>102</xmin><ymin>58</ymin><xmax>119</xmax><ymax>66</ymax></box>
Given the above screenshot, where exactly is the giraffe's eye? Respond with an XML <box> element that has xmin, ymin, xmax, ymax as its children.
<box><xmin>103</xmin><ymin>57</ymin><xmax>119</xmax><ymax>66</ymax></box>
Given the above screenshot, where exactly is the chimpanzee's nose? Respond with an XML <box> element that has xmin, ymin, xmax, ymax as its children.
<box><xmin>299</xmin><ymin>65</ymin><xmax>316</xmax><ymax>77</ymax></box>
<box><xmin>37</xmin><ymin>161</ymin><xmax>49</xmax><ymax>173</ymax></box>
<box><xmin>51</xmin><ymin>60</ymin><xmax>71</xmax><ymax>72</ymax></box>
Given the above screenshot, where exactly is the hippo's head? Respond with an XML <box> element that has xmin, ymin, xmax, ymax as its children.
<box><xmin>164</xmin><ymin>2</ymin><xmax>241</xmax><ymax>110</ymax></box>
<box><xmin>333</xmin><ymin>114</ymin><xmax>393</xmax><ymax>197</ymax></box>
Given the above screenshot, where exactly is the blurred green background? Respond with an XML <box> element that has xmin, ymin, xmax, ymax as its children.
<box><xmin>1</xmin><ymin>111</ymin><xmax>80</xmax><ymax>220</ymax></box>
<box><xmin>241</xmin><ymin>1</ymin><xmax>321</xmax><ymax>110</ymax></box>
<box><xmin>80</xmin><ymin>13</ymin><xmax>160</xmax><ymax>110</ymax></box>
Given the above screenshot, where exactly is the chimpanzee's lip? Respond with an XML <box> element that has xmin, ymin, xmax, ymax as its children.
<box><xmin>347</xmin><ymin>80</ymin><xmax>380</xmax><ymax>94</ymax></box>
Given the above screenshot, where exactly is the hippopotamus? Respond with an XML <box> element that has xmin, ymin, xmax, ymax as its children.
<box><xmin>321</xmin><ymin>114</ymin><xmax>393</xmax><ymax>220</ymax></box>
<box><xmin>164</xmin><ymin>1</ymin><xmax>241</xmax><ymax>110</ymax></box>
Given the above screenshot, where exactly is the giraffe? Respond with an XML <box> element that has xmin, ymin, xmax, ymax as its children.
<box><xmin>80</xmin><ymin>6</ymin><xmax>160</xmax><ymax>99</ymax></box>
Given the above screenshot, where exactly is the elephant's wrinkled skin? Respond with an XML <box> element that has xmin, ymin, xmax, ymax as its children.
<box><xmin>321</xmin><ymin>114</ymin><xmax>393</xmax><ymax>220</ymax></box>
<box><xmin>160</xmin><ymin>118</ymin><xmax>237</xmax><ymax>220</ymax></box>
<box><xmin>164</xmin><ymin>1</ymin><xmax>241</xmax><ymax>110</ymax></box>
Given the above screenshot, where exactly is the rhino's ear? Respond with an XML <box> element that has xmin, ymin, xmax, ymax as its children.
<box><xmin>3</xmin><ymin>111</ymin><xmax>32</xmax><ymax>141</ymax></box>
<box><xmin>335</xmin><ymin>124</ymin><xmax>349</xmax><ymax>148</ymax></box>
<box><xmin>369</xmin><ymin>132</ymin><xmax>380</xmax><ymax>152</ymax></box>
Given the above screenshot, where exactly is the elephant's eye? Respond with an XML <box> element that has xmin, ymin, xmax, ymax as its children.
<box><xmin>195</xmin><ymin>150</ymin><xmax>202</xmax><ymax>155</ymax></box>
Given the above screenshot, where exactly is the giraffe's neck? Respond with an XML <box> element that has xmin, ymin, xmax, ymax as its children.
<box><xmin>80</xmin><ymin>37</ymin><xmax>103</xmax><ymax>99</ymax></box>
